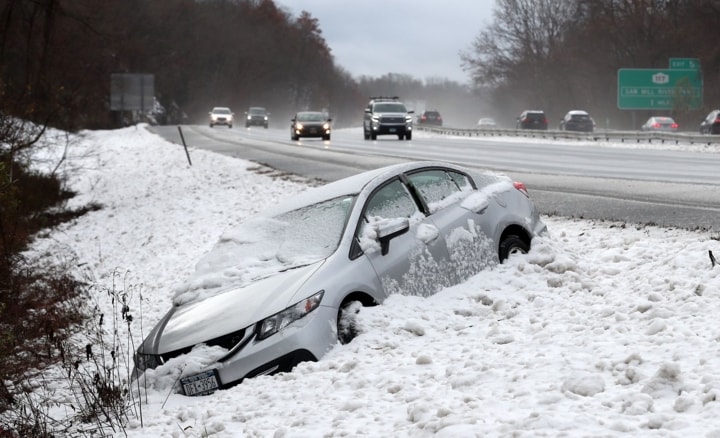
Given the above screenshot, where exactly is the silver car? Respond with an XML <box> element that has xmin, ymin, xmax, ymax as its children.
<box><xmin>641</xmin><ymin>116</ymin><xmax>678</xmax><ymax>132</ymax></box>
<box><xmin>208</xmin><ymin>107</ymin><xmax>234</xmax><ymax>128</ymax></box>
<box><xmin>134</xmin><ymin>161</ymin><xmax>547</xmax><ymax>396</ymax></box>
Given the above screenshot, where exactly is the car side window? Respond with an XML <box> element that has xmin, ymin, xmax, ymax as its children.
<box><xmin>406</xmin><ymin>169</ymin><xmax>471</xmax><ymax>212</ymax></box>
<box><xmin>365</xmin><ymin>179</ymin><xmax>418</xmax><ymax>220</ymax></box>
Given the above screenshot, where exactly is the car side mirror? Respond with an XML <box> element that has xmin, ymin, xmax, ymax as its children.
<box><xmin>376</xmin><ymin>218</ymin><xmax>410</xmax><ymax>256</ymax></box>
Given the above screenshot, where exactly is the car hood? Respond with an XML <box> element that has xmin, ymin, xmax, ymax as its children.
<box><xmin>151</xmin><ymin>260</ymin><xmax>325</xmax><ymax>354</ymax></box>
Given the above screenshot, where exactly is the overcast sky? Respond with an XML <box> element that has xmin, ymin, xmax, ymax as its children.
<box><xmin>274</xmin><ymin>0</ymin><xmax>496</xmax><ymax>84</ymax></box>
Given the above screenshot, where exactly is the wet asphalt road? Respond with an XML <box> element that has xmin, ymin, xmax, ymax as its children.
<box><xmin>150</xmin><ymin>125</ymin><xmax>720</xmax><ymax>231</ymax></box>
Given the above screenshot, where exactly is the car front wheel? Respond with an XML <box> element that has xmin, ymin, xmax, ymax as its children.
<box><xmin>337</xmin><ymin>300</ymin><xmax>362</xmax><ymax>345</ymax></box>
<box><xmin>499</xmin><ymin>234</ymin><xmax>529</xmax><ymax>262</ymax></box>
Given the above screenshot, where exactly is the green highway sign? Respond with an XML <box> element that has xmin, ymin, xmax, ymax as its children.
<box><xmin>617</xmin><ymin>68</ymin><xmax>703</xmax><ymax>110</ymax></box>
<box><xmin>669</xmin><ymin>58</ymin><xmax>700</xmax><ymax>70</ymax></box>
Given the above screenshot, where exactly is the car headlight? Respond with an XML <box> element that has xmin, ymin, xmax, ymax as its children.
<box><xmin>257</xmin><ymin>290</ymin><xmax>324</xmax><ymax>340</ymax></box>
<box><xmin>134</xmin><ymin>351</ymin><xmax>163</xmax><ymax>372</ymax></box>
<box><xmin>296</xmin><ymin>123</ymin><xmax>304</xmax><ymax>130</ymax></box>
<box><xmin>323</xmin><ymin>123</ymin><xmax>330</xmax><ymax>130</ymax></box>
<box><xmin>405</xmin><ymin>115</ymin><xmax>413</xmax><ymax>123</ymax></box>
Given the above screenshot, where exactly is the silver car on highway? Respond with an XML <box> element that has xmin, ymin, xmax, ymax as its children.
<box><xmin>134</xmin><ymin>161</ymin><xmax>547</xmax><ymax>396</ymax></box>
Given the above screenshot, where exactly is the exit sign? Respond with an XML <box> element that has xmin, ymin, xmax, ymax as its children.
<box><xmin>617</xmin><ymin>68</ymin><xmax>702</xmax><ymax>110</ymax></box>
<box><xmin>669</xmin><ymin>58</ymin><xmax>700</xmax><ymax>70</ymax></box>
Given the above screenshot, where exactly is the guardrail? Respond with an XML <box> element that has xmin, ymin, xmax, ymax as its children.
<box><xmin>414</xmin><ymin>125</ymin><xmax>720</xmax><ymax>146</ymax></box>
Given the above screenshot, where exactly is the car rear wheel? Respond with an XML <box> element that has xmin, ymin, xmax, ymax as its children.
<box><xmin>499</xmin><ymin>234</ymin><xmax>529</xmax><ymax>262</ymax></box>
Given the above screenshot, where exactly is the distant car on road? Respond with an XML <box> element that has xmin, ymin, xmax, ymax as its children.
<box><xmin>209</xmin><ymin>107</ymin><xmax>234</xmax><ymax>128</ymax></box>
<box><xmin>699</xmin><ymin>109</ymin><xmax>720</xmax><ymax>134</ymax></box>
<box><xmin>290</xmin><ymin>111</ymin><xmax>332</xmax><ymax>141</ymax></box>
<box><xmin>558</xmin><ymin>110</ymin><xmax>595</xmax><ymax>132</ymax></box>
<box><xmin>363</xmin><ymin>96</ymin><xmax>414</xmax><ymax>140</ymax></box>
<box><xmin>516</xmin><ymin>110</ymin><xmax>548</xmax><ymax>130</ymax></box>
<box><xmin>417</xmin><ymin>110</ymin><xmax>443</xmax><ymax>126</ymax></box>
<box><xmin>641</xmin><ymin>116</ymin><xmax>678</xmax><ymax>132</ymax></box>
<box><xmin>246</xmin><ymin>107</ymin><xmax>269</xmax><ymax>128</ymax></box>
<box><xmin>133</xmin><ymin>161</ymin><xmax>547</xmax><ymax>396</ymax></box>
<box><xmin>477</xmin><ymin>118</ymin><xmax>497</xmax><ymax>129</ymax></box>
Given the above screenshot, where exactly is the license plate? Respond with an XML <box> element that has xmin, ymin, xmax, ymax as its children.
<box><xmin>181</xmin><ymin>369</ymin><xmax>220</xmax><ymax>396</ymax></box>
<box><xmin>389</xmin><ymin>128</ymin><xmax>397</xmax><ymax>132</ymax></box>
<box><xmin>309</xmin><ymin>128</ymin><xmax>317</xmax><ymax>133</ymax></box>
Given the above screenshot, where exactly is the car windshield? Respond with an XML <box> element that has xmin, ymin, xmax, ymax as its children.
<box><xmin>172</xmin><ymin>195</ymin><xmax>355</xmax><ymax>305</ymax></box>
<box><xmin>212</xmin><ymin>108</ymin><xmax>231</xmax><ymax>114</ymax></box>
<box><xmin>374</xmin><ymin>103</ymin><xmax>407</xmax><ymax>112</ymax></box>
<box><xmin>297</xmin><ymin>112</ymin><xmax>325</xmax><ymax>122</ymax></box>
<box><xmin>249</xmin><ymin>108</ymin><xmax>266</xmax><ymax>114</ymax></box>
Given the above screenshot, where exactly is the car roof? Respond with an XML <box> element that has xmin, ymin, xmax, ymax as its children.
<box><xmin>212</xmin><ymin>107</ymin><xmax>231</xmax><ymax>111</ymax></box>
<box><xmin>259</xmin><ymin>161</ymin><xmax>479</xmax><ymax>217</ymax></box>
<box><xmin>567</xmin><ymin>110</ymin><xmax>589</xmax><ymax>115</ymax></box>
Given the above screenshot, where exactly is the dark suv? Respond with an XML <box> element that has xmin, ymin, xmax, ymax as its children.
<box><xmin>558</xmin><ymin>110</ymin><xmax>594</xmax><ymax>132</ymax></box>
<box><xmin>245</xmin><ymin>106</ymin><xmax>269</xmax><ymax>128</ymax></box>
<box><xmin>700</xmin><ymin>109</ymin><xmax>720</xmax><ymax>134</ymax></box>
<box><xmin>417</xmin><ymin>110</ymin><xmax>442</xmax><ymax>126</ymax></box>
<box><xmin>516</xmin><ymin>110</ymin><xmax>548</xmax><ymax>130</ymax></box>
<box><xmin>363</xmin><ymin>96</ymin><xmax>414</xmax><ymax>140</ymax></box>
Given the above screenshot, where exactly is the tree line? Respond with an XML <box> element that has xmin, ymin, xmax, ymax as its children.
<box><xmin>462</xmin><ymin>0</ymin><xmax>720</xmax><ymax>130</ymax></box>
<box><xmin>3</xmin><ymin>0</ymin><xmax>717</xmax><ymax>132</ymax></box>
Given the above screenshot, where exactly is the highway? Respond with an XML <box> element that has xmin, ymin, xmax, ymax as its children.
<box><xmin>149</xmin><ymin>124</ymin><xmax>720</xmax><ymax>231</ymax></box>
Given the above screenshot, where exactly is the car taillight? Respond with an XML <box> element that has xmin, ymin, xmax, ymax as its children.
<box><xmin>653</xmin><ymin>122</ymin><xmax>661</xmax><ymax>128</ymax></box>
<box><xmin>514</xmin><ymin>181</ymin><xmax>529</xmax><ymax>198</ymax></box>
<box><xmin>671</xmin><ymin>123</ymin><xmax>678</xmax><ymax>129</ymax></box>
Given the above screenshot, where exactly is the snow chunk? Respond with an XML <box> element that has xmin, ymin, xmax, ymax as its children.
<box><xmin>561</xmin><ymin>372</ymin><xmax>605</xmax><ymax>397</ymax></box>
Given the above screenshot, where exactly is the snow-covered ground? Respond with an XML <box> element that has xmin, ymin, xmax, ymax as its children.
<box><xmin>19</xmin><ymin>126</ymin><xmax>720</xmax><ymax>436</ymax></box>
